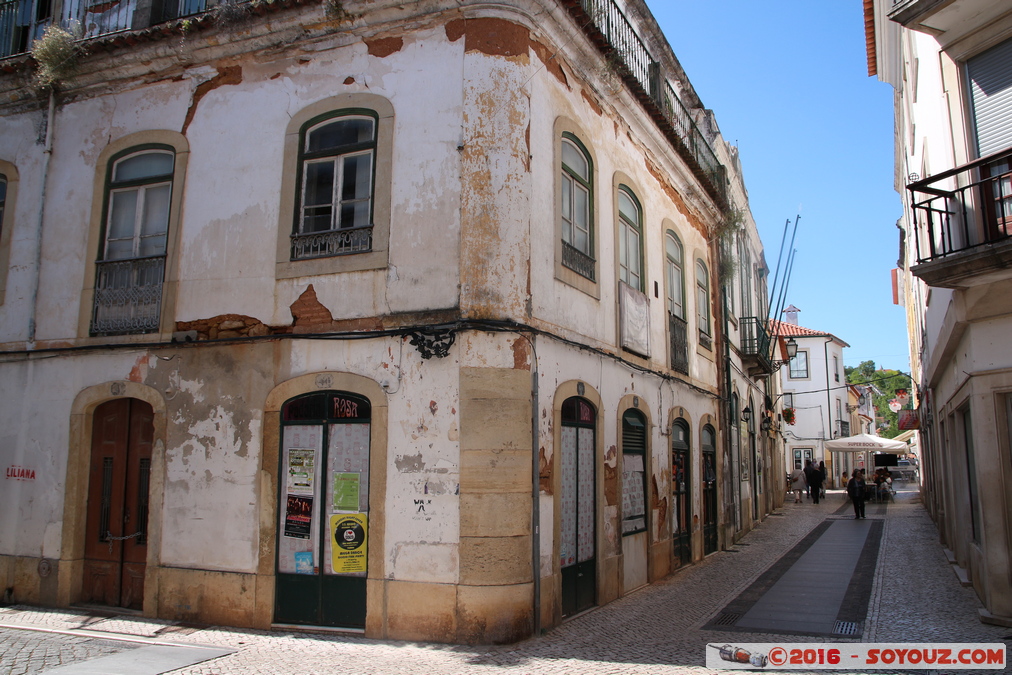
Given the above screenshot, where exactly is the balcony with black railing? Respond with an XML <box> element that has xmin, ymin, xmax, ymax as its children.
<box><xmin>739</xmin><ymin>315</ymin><xmax>773</xmax><ymax>377</ymax></box>
<box><xmin>907</xmin><ymin>148</ymin><xmax>1012</xmax><ymax>288</ymax></box>
<box><xmin>91</xmin><ymin>255</ymin><xmax>165</xmax><ymax>335</ymax></box>
<box><xmin>1</xmin><ymin>0</ymin><xmax>221</xmax><ymax>59</ymax></box>
<box><xmin>561</xmin><ymin>0</ymin><xmax>727</xmax><ymax>210</ymax></box>
<box><xmin>668</xmin><ymin>312</ymin><xmax>688</xmax><ymax>375</ymax></box>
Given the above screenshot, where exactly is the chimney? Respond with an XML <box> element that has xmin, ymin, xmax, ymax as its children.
<box><xmin>783</xmin><ymin>304</ymin><xmax>800</xmax><ymax>326</ymax></box>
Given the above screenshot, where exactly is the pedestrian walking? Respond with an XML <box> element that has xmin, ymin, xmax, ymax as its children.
<box><xmin>790</xmin><ymin>465</ymin><xmax>807</xmax><ymax>503</ymax></box>
<box><xmin>803</xmin><ymin>460</ymin><xmax>816</xmax><ymax>500</ymax></box>
<box><xmin>847</xmin><ymin>469</ymin><xmax>867</xmax><ymax>519</ymax></box>
<box><xmin>818</xmin><ymin>461</ymin><xmax>827</xmax><ymax>499</ymax></box>
<box><xmin>809</xmin><ymin>463</ymin><xmax>825</xmax><ymax>504</ymax></box>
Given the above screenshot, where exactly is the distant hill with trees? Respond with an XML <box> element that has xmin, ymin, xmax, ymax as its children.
<box><xmin>844</xmin><ymin>360</ymin><xmax>911</xmax><ymax>439</ymax></box>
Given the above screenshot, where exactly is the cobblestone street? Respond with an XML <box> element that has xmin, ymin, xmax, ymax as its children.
<box><xmin>2</xmin><ymin>488</ymin><xmax>1009</xmax><ymax>674</ymax></box>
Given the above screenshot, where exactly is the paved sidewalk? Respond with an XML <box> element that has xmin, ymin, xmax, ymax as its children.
<box><xmin>1</xmin><ymin>487</ymin><xmax>1008</xmax><ymax>674</ymax></box>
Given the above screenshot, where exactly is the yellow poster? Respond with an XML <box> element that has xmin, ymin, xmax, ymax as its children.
<box><xmin>330</xmin><ymin>513</ymin><xmax>367</xmax><ymax>574</ymax></box>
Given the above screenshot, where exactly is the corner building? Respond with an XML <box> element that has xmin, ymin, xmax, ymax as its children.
<box><xmin>0</xmin><ymin>0</ymin><xmax>773</xmax><ymax>642</ymax></box>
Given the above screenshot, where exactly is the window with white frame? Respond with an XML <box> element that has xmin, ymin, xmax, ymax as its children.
<box><xmin>834</xmin><ymin>355</ymin><xmax>840</xmax><ymax>382</ymax></box>
<box><xmin>665</xmin><ymin>231</ymin><xmax>684</xmax><ymax>318</ymax></box>
<box><xmin>789</xmin><ymin>350</ymin><xmax>809</xmax><ymax>379</ymax></box>
<box><xmin>695</xmin><ymin>259</ymin><xmax>711</xmax><ymax>337</ymax></box>
<box><xmin>292</xmin><ymin>111</ymin><xmax>376</xmax><ymax>260</ymax></box>
<box><xmin>618</xmin><ymin>187</ymin><xmax>643</xmax><ymax>292</ymax></box>
<box><xmin>91</xmin><ymin>148</ymin><xmax>174</xmax><ymax>335</ymax></box>
<box><xmin>561</xmin><ymin>134</ymin><xmax>594</xmax><ymax>280</ymax></box>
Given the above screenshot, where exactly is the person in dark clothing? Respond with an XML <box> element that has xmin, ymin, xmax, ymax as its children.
<box><xmin>847</xmin><ymin>469</ymin><xmax>867</xmax><ymax>519</ymax></box>
<box><xmin>818</xmin><ymin>461</ymin><xmax>827</xmax><ymax>498</ymax></box>
<box><xmin>803</xmin><ymin>460</ymin><xmax>816</xmax><ymax>500</ymax></box>
<box><xmin>809</xmin><ymin>463</ymin><xmax>825</xmax><ymax>504</ymax></box>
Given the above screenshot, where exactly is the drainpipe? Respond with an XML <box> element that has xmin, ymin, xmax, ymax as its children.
<box><xmin>27</xmin><ymin>91</ymin><xmax>56</xmax><ymax>346</ymax></box>
<box><xmin>824</xmin><ymin>337</ymin><xmax>834</xmax><ymax>479</ymax></box>
<box><xmin>529</xmin><ymin>334</ymin><xmax>540</xmax><ymax>635</ymax></box>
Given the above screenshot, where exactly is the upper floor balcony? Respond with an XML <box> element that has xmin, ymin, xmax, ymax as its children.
<box><xmin>562</xmin><ymin>0</ymin><xmax>727</xmax><ymax>211</ymax></box>
<box><xmin>887</xmin><ymin>0</ymin><xmax>1006</xmax><ymax>48</ymax></box>
<box><xmin>739</xmin><ymin>316</ymin><xmax>774</xmax><ymax>377</ymax></box>
<box><xmin>0</xmin><ymin>0</ymin><xmax>213</xmax><ymax>58</ymax></box>
<box><xmin>908</xmin><ymin>147</ymin><xmax>1012</xmax><ymax>289</ymax></box>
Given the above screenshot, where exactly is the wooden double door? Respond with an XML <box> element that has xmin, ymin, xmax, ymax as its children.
<box><xmin>83</xmin><ymin>398</ymin><xmax>154</xmax><ymax>610</ymax></box>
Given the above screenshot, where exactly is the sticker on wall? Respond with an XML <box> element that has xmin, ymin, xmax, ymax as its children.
<box><xmin>330</xmin><ymin>513</ymin><xmax>367</xmax><ymax>574</ymax></box>
<box><xmin>284</xmin><ymin>494</ymin><xmax>314</xmax><ymax>539</ymax></box>
<box><xmin>294</xmin><ymin>551</ymin><xmax>314</xmax><ymax>574</ymax></box>
<box><xmin>287</xmin><ymin>448</ymin><xmax>316</xmax><ymax>493</ymax></box>
<box><xmin>332</xmin><ymin>472</ymin><xmax>361</xmax><ymax>512</ymax></box>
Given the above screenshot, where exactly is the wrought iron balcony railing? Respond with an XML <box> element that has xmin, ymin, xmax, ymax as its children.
<box><xmin>0</xmin><ymin>0</ymin><xmax>210</xmax><ymax>59</ymax></box>
<box><xmin>739</xmin><ymin>316</ymin><xmax>773</xmax><ymax>375</ymax></box>
<box><xmin>565</xmin><ymin>0</ymin><xmax>727</xmax><ymax>210</ymax></box>
<box><xmin>668</xmin><ymin>312</ymin><xmax>688</xmax><ymax>374</ymax></box>
<box><xmin>91</xmin><ymin>255</ymin><xmax>165</xmax><ymax>335</ymax></box>
<box><xmin>908</xmin><ymin>148</ymin><xmax>1012</xmax><ymax>264</ymax></box>
<box><xmin>561</xmin><ymin>240</ymin><xmax>595</xmax><ymax>280</ymax></box>
<box><xmin>291</xmin><ymin>224</ymin><xmax>373</xmax><ymax>261</ymax></box>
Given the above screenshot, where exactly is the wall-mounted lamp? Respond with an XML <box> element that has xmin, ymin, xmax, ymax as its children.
<box><xmin>785</xmin><ymin>337</ymin><xmax>798</xmax><ymax>359</ymax></box>
<box><xmin>760</xmin><ymin>417</ymin><xmax>772</xmax><ymax>432</ymax></box>
<box><xmin>741</xmin><ymin>406</ymin><xmax>752</xmax><ymax>424</ymax></box>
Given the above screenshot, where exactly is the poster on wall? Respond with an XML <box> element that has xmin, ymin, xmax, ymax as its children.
<box><xmin>284</xmin><ymin>494</ymin><xmax>314</xmax><ymax>539</ymax></box>
<box><xmin>294</xmin><ymin>551</ymin><xmax>314</xmax><ymax>574</ymax></box>
<box><xmin>287</xmin><ymin>448</ymin><xmax>316</xmax><ymax>493</ymax></box>
<box><xmin>332</xmin><ymin>472</ymin><xmax>361</xmax><ymax>512</ymax></box>
<box><xmin>330</xmin><ymin>513</ymin><xmax>368</xmax><ymax>574</ymax></box>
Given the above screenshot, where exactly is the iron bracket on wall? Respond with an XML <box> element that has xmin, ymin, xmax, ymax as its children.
<box><xmin>407</xmin><ymin>328</ymin><xmax>456</xmax><ymax>359</ymax></box>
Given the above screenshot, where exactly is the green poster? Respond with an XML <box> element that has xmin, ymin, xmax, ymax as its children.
<box><xmin>332</xmin><ymin>472</ymin><xmax>360</xmax><ymax>511</ymax></box>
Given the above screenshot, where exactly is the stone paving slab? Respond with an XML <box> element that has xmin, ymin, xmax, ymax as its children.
<box><xmin>1</xmin><ymin>490</ymin><xmax>1009</xmax><ymax>674</ymax></box>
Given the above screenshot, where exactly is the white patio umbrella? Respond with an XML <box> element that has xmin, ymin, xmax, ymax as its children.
<box><xmin>824</xmin><ymin>433</ymin><xmax>908</xmax><ymax>454</ymax></box>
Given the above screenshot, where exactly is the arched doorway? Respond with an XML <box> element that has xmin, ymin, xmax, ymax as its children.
<box><xmin>560</xmin><ymin>396</ymin><xmax>596</xmax><ymax>618</ymax></box>
<box><xmin>82</xmin><ymin>398</ymin><xmax>154</xmax><ymax>609</ymax></box>
<box><xmin>621</xmin><ymin>408</ymin><xmax>649</xmax><ymax>592</ymax></box>
<box><xmin>275</xmin><ymin>391</ymin><xmax>371</xmax><ymax>628</ymax></box>
<box><xmin>671</xmin><ymin>418</ymin><xmax>691</xmax><ymax>567</ymax></box>
<box><xmin>702</xmin><ymin>424</ymin><xmax>718</xmax><ymax>555</ymax></box>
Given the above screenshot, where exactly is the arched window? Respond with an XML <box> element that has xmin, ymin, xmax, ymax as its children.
<box><xmin>618</xmin><ymin>187</ymin><xmax>643</xmax><ymax>291</ymax></box>
<box><xmin>92</xmin><ymin>148</ymin><xmax>175</xmax><ymax>335</ymax></box>
<box><xmin>671</xmin><ymin>418</ymin><xmax>691</xmax><ymax>565</ymax></box>
<box><xmin>560</xmin><ymin>134</ymin><xmax>594</xmax><ymax>280</ymax></box>
<box><xmin>701</xmin><ymin>424</ymin><xmax>718</xmax><ymax>554</ymax></box>
<box><xmin>621</xmin><ymin>409</ymin><xmax>648</xmax><ymax>535</ymax></box>
<box><xmin>665</xmin><ymin>231</ymin><xmax>684</xmax><ymax>318</ymax></box>
<box><xmin>695</xmin><ymin>259</ymin><xmax>711</xmax><ymax>337</ymax></box>
<box><xmin>293</xmin><ymin>111</ymin><xmax>377</xmax><ymax>260</ymax></box>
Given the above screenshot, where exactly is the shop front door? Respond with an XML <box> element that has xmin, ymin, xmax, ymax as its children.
<box><xmin>275</xmin><ymin>392</ymin><xmax>371</xmax><ymax>628</ymax></box>
<box><xmin>82</xmin><ymin>398</ymin><xmax>153</xmax><ymax>610</ymax></box>
<box><xmin>560</xmin><ymin>397</ymin><xmax>595</xmax><ymax>618</ymax></box>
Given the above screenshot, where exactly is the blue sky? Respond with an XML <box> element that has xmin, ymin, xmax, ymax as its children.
<box><xmin>644</xmin><ymin>1</ymin><xmax>911</xmax><ymax>372</ymax></box>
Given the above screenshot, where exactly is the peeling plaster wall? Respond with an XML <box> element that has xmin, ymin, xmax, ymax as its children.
<box><xmin>0</xmin><ymin>113</ymin><xmax>51</xmax><ymax>344</ymax></box>
<box><xmin>524</xmin><ymin>23</ymin><xmax>720</xmax><ymax>387</ymax></box>
<box><xmin>533</xmin><ymin>338</ymin><xmax>718</xmax><ymax>584</ymax></box>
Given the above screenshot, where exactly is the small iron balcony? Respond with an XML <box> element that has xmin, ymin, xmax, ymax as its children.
<box><xmin>908</xmin><ymin>148</ymin><xmax>1012</xmax><ymax>288</ymax></box>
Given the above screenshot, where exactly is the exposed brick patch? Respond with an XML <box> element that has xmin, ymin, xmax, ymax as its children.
<box><xmin>445</xmin><ymin>17</ymin><xmax>529</xmax><ymax>58</ymax></box>
<box><xmin>530</xmin><ymin>39</ymin><xmax>567</xmax><ymax>88</ymax></box>
<box><xmin>175</xmin><ymin>313</ymin><xmax>276</xmax><ymax>340</ymax></box>
<box><xmin>365</xmin><ymin>36</ymin><xmax>404</xmax><ymax>57</ymax></box>
<box><xmin>644</xmin><ymin>156</ymin><xmax>707</xmax><ymax>238</ymax></box>
<box><xmin>539</xmin><ymin>446</ymin><xmax>552</xmax><ymax>494</ymax></box>
<box><xmin>290</xmin><ymin>284</ymin><xmax>334</xmax><ymax>331</ymax></box>
<box><xmin>511</xmin><ymin>336</ymin><xmax>530</xmax><ymax>370</ymax></box>
<box><xmin>581</xmin><ymin>88</ymin><xmax>603</xmax><ymax>116</ymax></box>
<box><xmin>182</xmin><ymin>64</ymin><xmax>243</xmax><ymax>135</ymax></box>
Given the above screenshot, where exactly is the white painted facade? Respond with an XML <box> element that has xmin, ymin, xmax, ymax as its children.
<box><xmin>867</xmin><ymin>0</ymin><xmax>1012</xmax><ymax>625</ymax></box>
<box><xmin>0</xmin><ymin>0</ymin><xmax>776</xmax><ymax>642</ymax></box>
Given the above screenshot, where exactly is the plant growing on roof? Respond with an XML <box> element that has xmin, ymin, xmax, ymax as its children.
<box><xmin>31</xmin><ymin>25</ymin><xmax>80</xmax><ymax>91</ymax></box>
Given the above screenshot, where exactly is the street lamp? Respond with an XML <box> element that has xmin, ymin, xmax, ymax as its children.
<box><xmin>741</xmin><ymin>406</ymin><xmax>752</xmax><ymax>424</ymax></box>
